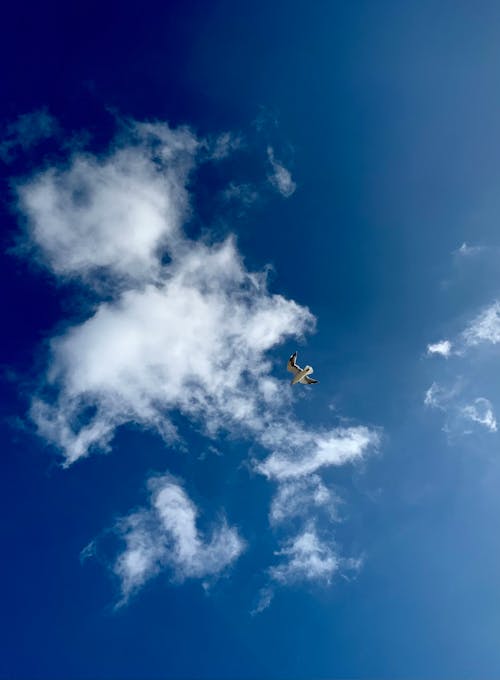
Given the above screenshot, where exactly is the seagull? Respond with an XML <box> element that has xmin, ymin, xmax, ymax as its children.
<box><xmin>287</xmin><ymin>351</ymin><xmax>319</xmax><ymax>385</ymax></box>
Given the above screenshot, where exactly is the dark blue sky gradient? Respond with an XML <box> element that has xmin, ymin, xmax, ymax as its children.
<box><xmin>3</xmin><ymin>1</ymin><xmax>500</xmax><ymax>678</ymax></box>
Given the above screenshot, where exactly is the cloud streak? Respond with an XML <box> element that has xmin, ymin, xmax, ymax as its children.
<box><xmin>257</xmin><ymin>425</ymin><xmax>379</xmax><ymax>481</ymax></box>
<box><xmin>267</xmin><ymin>147</ymin><xmax>296</xmax><ymax>198</ymax></box>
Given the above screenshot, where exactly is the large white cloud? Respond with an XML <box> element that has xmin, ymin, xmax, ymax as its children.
<box><xmin>29</xmin><ymin>236</ymin><xmax>315</xmax><ymax>465</ymax></box>
<box><xmin>16</xmin><ymin>116</ymin><xmax>379</xmax><ymax>604</ymax></box>
<box><xmin>16</xmin><ymin>121</ymin><xmax>197</xmax><ymax>284</ymax></box>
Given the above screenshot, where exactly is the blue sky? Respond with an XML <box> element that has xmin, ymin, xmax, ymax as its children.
<box><xmin>3</xmin><ymin>1</ymin><xmax>500</xmax><ymax>678</ymax></box>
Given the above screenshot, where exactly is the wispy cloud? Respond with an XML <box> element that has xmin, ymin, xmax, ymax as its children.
<box><xmin>1</xmin><ymin>108</ymin><xmax>59</xmax><ymax>162</ymax></box>
<box><xmin>257</xmin><ymin>425</ymin><xmax>379</xmax><ymax>481</ymax></box>
<box><xmin>269</xmin><ymin>475</ymin><xmax>340</xmax><ymax>526</ymax></box>
<box><xmin>454</xmin><ymin>242</ymin><xmax>485</xmax><ymax>257</ymax></box>
<box><xmin>251</xmin><ymin>586</ymin><xmax>275</xmax><ymax>616</ymax></box>
<box><xmin>427</xmin><ymin>340</ymin><xmax>452</xmax><ymax>358</ymax></box>
<box><xmin>462</xmin><ymin>301</ymin><xmax>500</xmax><ymax>347</ymax></box>
<box><xmin>424</xmin><ymin>381</ymin><xmax>457</xmax><ymax>410</ymax></box>
<box><xmin>222</xmin><ymin>182</ymin><xmax>259</xmax><ymax>209</ymax></box>
<box><xmin>269</xmin><ymin>525</ymin><xmax>341</xmax><ymax>584</ymax></box>
<box><xmin>452</xmin><ymin>241</ymin><xmax>490</xmax><ymax>263</ymax></box>
<box><xmin>424</xmin><ymin>381</ymin><xmax>497</xmax><ymax>436</ymax></box>
<box><xmin>424</xmin><ymin>296</ymin><xmax>500</xmax><ymax>438</ymax></box>
<box><xmin>461</xmin><ymin>398</ymin><xmax>497</xmax><ymax>433</ymax></box>
<box><xmin>253</xmin><ymin>523</ymin><xmax>362</xmax><ymax>612</ymax></box>
<box><xmin>267</xmin><ymin>146</ymin><xmax>296</xmax><ymax>198</ymax></box>
<box><xmin>206</xmin><ymin>131</ymin><xmax>243</xmax><ymax>160</ymax></box>
<box><xmin>425</xmin><ymin>300</ymin><xmax>500</xmax><ymax>366</ymax></box>
<box><xmin>92</xmin><ymin>473</ymin><xmax>245</xmax><ymax>605</ymax></box>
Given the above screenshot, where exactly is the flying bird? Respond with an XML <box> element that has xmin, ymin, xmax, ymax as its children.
<box><xmin>287</xmin><ymin>351</ymin><xmax>319</xmax><ymax>385</ymax></box>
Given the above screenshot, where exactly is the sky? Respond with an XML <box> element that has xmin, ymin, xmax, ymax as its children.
<box><xmin>3</xmin><ymin>1</ymin><xmax>500</xmax><ymax>678</ymax></box>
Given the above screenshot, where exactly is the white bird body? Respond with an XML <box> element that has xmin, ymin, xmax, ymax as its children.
<box><xmin>291</xmin><ymin>365</ymin><xmax>314</xmax><ymax>385</ymax></box>
<box><xmin>287</xmin><ymin>352</ymin><xmax>319</xmax><ymax>385</ymax></box>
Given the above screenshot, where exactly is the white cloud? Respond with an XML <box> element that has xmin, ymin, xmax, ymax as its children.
<box><xmin>251</xmin><ymin>586</ymin><xmax>275</xmax><ymax>615</ymax></box>
<box><xmin>427</xmin><ymin>340</ymin><xmax>452</xmax><ymax>357</ymax></box>
<box><xmin>29</xmin><ymin>237</ymin><xmax>315</xmax><ymax>464</ymax></box>
<box><xmin>0</xmin><ymin>108</ymin><xmax>58</xmax><ymax>162</ymax></box>
<box><xmin>455</xmin><ymin>242</ymin><xmax>484</xmax><ymax>257</ymax></box>
<box><xmin>256</xmin><ymin>425</ymin><xmax>378</xmax><ymax>481</ymax></box>
<box><xmin>111</xmin><ymin>473</ymin><xmax>244</xmax><ymax>603</ymax></box>
<box><xmin>250</xmin><ymin>525</ymin><xmax>363</xmax><ymax>614</ymax></box>
<box><xmin>428</xmin><ymin>301</ymin><xmax>500</xmax><ymax>359</ymax></box>
<box><xmin>16</xmin><ymin>115</ymin><xmax>380</xmax><ymax>605</ymax></box>
<box><xmin>424</xmin><ymin>383</ymin><xmax>439</xmax><ymax>408</ymax></box>
<box><xmin>269</xmin><ymin>475</ymin><xmax>339</xmax><ymax>525</ymax></box>
<box><xmin>267</xmin><ymin>147</ymin><xmax>296</xmax><ymax>198</ymax></box>
<box><xmin>424</xmin><ymin>382</ymin><xmax>497</xmax><ymax>436</ymax></box>
<box><xmin>206</xmin><ymin>131</ymin><xmax>243</xmax><ymax>160</ymax></box>
<box><xmin>463</xmin><ymin>301</ymin><xmax>500</xmax><ymax>347</ymax></box>
<box><xmin>16</xmin><ymin>121</ymin><xmax>197</xmax><ymax>284</ymax></box>
<box><xmin>423</xmin><ymin>381</ymin><xmax>456</xmax><ymax>409</ymax></box>
<box><xmin>425</xmin><ymin>301</ymin><xmax>500</xmax><ymax>437</ymax></box>
<box><xmin>462</xmin><ymin>398</ymin><xmax>497</xmax><ymax>432</ymax></box>
<box><xmin>269</xmin><ymin>524</ymin><xmax>358</xmax><ymax>585</ymax></box>
<box><xmin>198</xmin><ymin>444</ymin><xmax>222</xmax><ymax>461</ymax></box>
<box><xmin>19</xmin><ymin>124</ymin><xmax>378</xmax><ymax>473</ymax></box>
<box><xmin>222</xmin><ymin>182</ymin><xmax>259</xmax><ymax>209</ymax></box>
<box><xmin>270</xmin><ymin>528</ymin><xmax>337</xmax><ymax>584</ymax></box>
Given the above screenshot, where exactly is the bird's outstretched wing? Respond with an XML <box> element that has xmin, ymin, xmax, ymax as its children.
<box><xmin>287</xmin><ymin>351</ymin><xmax>302</xmax><ymax>374</ymax></box>
<box><xmin>302</xmin><ymin>376</ymin><xmax>319</xmax><ymax>384</ymax></box>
